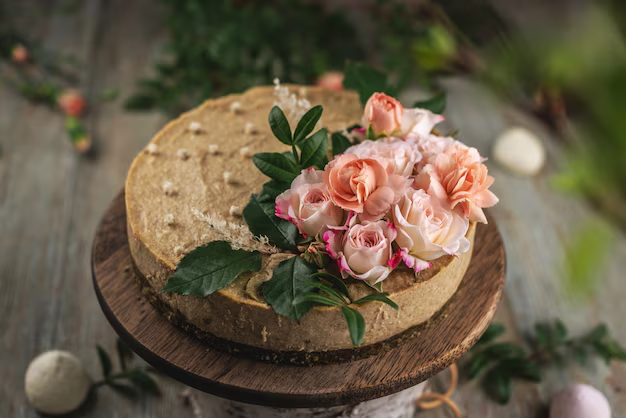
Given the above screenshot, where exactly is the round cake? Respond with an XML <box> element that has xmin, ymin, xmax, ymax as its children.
<box><xmin>125</xmin><ymin>85</ymin><xmax>488</xmax><ymax>363</ymax></box>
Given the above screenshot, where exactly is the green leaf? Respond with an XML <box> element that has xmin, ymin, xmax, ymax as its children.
<box><xmin>574</xmin><ymin>346</ymin><xmax>589</xmax><ymax>366</ymax></box>
<box><xmin>253</xmin><ymin>152</ymin><xmax>300</xmax><ymax>183</ymax></box>
<box><xmin>534</xmin><ymin>323</ymin><xmax>552</xmax><ymax>349</ymax></box>
<box><xmin>161</xmin><ymin>241</ymin><xmax>262</xmax><ymax>297</ymax></box>
<box><xmin>124</xmin><ymin>93</ymin><xmax>157</xmax><ymax>111</ymax></box>
<box><xmin>293</xmin><ymin>105</ymin><xmax>323</xmax><ymax>144</ymax></box>
<box><xmin>554</xmin><ymin>319</ymin><xmax>568</xmax><ymax>342</ymax></box>
<box><xmin>343</xmin><ymin>62</ymin><xmax>395</xmax><ymax>106</ymax></box>
<box><xmin>413</xmin><ymin>92</ymin><xmax>447</xmax><ymax>114</ymax></box>
<box><xmin>262</xmin><ymin>257</ymin><xmax>319</xmax><ymax>321</ymax></box>
<box><xmin>605</xmin><ymin>339</ymin><xmax>626</xmax><ymax>361</ymax></box>
<box><xmin>466</xmin><ymin>353</ymin><xmax>490</xmax><ymax>379</ymax></box>
<box><xmin>312</xmin><ymin>272</ymin><xmax>351</xmax><ymax>299</ymax></box>
<box><xmin>97</xmin><ymin>345</ymin><xmax>112</xmax><ymax>378</ymax></box>
<box><xmin>116</xmin><ymin>338</ymin><xmax>133</xmax><ymax>371</ymax></box>
<box><xmin>498</xmin><ymin>358</ymin><xmax>541</xmax><ymax>382</ymax></box>
<box><xmin>341</xmin><ymin>306</ymin><xmax>366</xmax><ymax>347</ymax></box>
<box><xmin>268</xmin><ymin>106</ymin><xmax>292</xmax><ymax>145</ymax></box>
<box><xmin>481</xmin><ymin>343</ymin><xmax>526</xmax><ymax>360</ymax></box>
<box><xmin>259</xmin><ymin>180</ymin><xmax>291</xmax><ymax>202</ymax></box>
<box><xmin>298</xmin><ymin>129</ymin><xmax>328</xmax><ymax>169</ymax></box>
<box><xmin>301</xmin><ymin>281</ymin><xmax>348</xmax><ymax>304</ymax></box>
<box><xmin>293</xmin><ymin>293</ymin><xmax>344</xmax><ymax>307</ymax></box>
<box><xmin>586</xmin><ymin>323</ymin><xmax>609</xmax><ymax>342</ymax></box>
<box><xmin>109</xmin><ymin>383</ymin><xmax>138</xmax><ymax>398</ymax></box>
<box><xmin>476</xmin><ymin>323</ymin><xmax>506</xmax><ymax>346</ymax></box>
<box><xmin>331</xmin><ymin>132</ymin><xmax>352</xmax><ymax>156</ymax></box>
<box><xmin>353</xmin><ymin>293</ymin><xmax>399</xmax><ymax>310</ymax></box>
<box><xmin>126</xmin><ymin>370</ymin><xmax>161</xmax><ymax>396</ymax></box>
<box><xmin>482</xmin><ymin>368</ymin><xmax>512</xmax><ymax>404</ymax></box>
<box><xmin>243</xmin><ymin>194</ymin><xmax>298</xmax><ymax>250</ymax></box>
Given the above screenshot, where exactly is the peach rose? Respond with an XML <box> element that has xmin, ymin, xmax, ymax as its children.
<box><xmin>393</xmin><ymin>188</ymin><xmax>470</xmax><ymax>270</ymax></box>
<box><xmin>324</xmin><ymin>153</ymin><xmax>409</xmax><ymax>222</ymax></box>
<box><xmin>414</xmin><ymin>144</ymin><xmax>498</xmax><ymax>224</ymax></box>
<box><xmin>275</xmin><ymin>168</ymin><xmax>345</xmax><ymax>237</ymax></box>
<box><xmin>363</xmin><ymin>93</ymin><xmax>404</xmax><ymax>137</ymax></box>
<box><xmin>414</xmin><ymin>134</ymin><xmax>459</xmax><ymax>170</ymax></box>
<box><xmin>345</xmin><ymin>138</ymin><xmax>422</xmax><ymax>177</ymax></box>
<box><xmin>324</xmin><ymin>220</ymin><xmax>401</xmax><ymax>285</ymax></box>
<box><xmin>363</xmin><ymin>93</ymin><xmax>445</xmax><ymax>140</ymax></box>
<box><xmin>11</xmin><ymin>44</ymin><xmax>28</xmax><ymax>64</ymax></box>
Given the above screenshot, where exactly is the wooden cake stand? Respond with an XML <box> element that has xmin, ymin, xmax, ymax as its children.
<box><xmin>92</xmin><ymin>192</ymin><xmax>505</xmax><ymax>417</ymax></box>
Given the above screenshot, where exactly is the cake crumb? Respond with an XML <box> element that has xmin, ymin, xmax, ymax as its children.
<box><xmin>177</xmin><ymin>148</ymin><xmax>190</xmax><ymax>160</ymax></box>
<box><xmin>200</xmin><ymin>233</ymin><xmax>210</xmax><ymax>241</ymax></box>
<box><xmin>188</xmin><ymin>121</ymin><xmax>202</xmax><ymax>133</ymax></box>
<box><xmin>229</xmin><ymin>205</ymin><xmax>242</xmax><ymax>217</ymax></box>
<box><xmin>164</xmin><ymin>214</ymin><xmax>175</xmax><ymax>226</ymax></box>
<box><xmin>239</xmin><ymin>146</ymin><xmax>252</xmax><ymax>159</ymax></box>
<box><xmin>146</xmin><ymin>143</ymin><xmax>158</xmax><ymax>155</ymax></box>
<box><xmin>229</xmin><ymin>101</ymin><xmax>242</xmax><ymax>114</ymax></box>
<box><xmin>207</xmin><ymin>144</ymin><xmax>219</xmax><ymax>155</ymax></box>
<box><xmin>243</xmin><ymin>122</ymin><xmax>256</xmax><ymax>135</ymax></box>
<box><xmin>223</xmin><ymin>171</ymin><xmax>234</xmax><ymax>184</ymax></box>
<box><xmin>162</xmin><ymin>181</ymin><xmax>178</xmax><ymax>196</ymax></box>
<box><xmin>299</xmin><ymin>86</ymin><xmax>308</xmax><ymax>97</ymax></box>
<box><xmin>174</xmin><ymin>246</ymin><xmax>185</xmax><ymax>256</ymax></box>
<box><xmin>261</xmin><ymin>326</ymin><xmax>269</xmax><ymax>343</ymax></box>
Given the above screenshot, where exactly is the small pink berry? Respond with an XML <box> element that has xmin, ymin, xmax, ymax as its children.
<box><xmin>11</xmin><ymin>44</ymin><xmax>29</xmax><ymax>64</ymax></box>
<box><xmin>316</xmin><ymin>71</ymin><xmax>344</xmax><ymax>91</ymax></box>
<box><xmin>57</xmin><ymin>90</ymin><xmax>87</xmax><ymax>117</ymax></box>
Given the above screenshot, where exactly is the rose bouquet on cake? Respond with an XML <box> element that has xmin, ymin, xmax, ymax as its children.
<box><xmin>273</xmin><ymin>92</ymin><xmax>498</xmax><ymax>289</ymax></box>
<box><xmin>162</xmin><ymin>87</ymin><xmax>499</xmax><ymax>347</ymax></box>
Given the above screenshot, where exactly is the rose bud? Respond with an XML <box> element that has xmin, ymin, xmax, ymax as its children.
<box><xmin>324</xmin><ymin>220</ymin><xmax>402</xmax><ymax>286</ymax></box>
<box><xmin>11</xmin><ymin>44</ymin><xmax>29</xmax><ymax>64</ymax></box>
<box><xmin>276</xmin><ymin>168</ymin><xmax>345</xmax><ymax>238</ymax></box>
<box><xmin>393</xmin><ymin>188</ymin><xmax>470</xmax><ymax>271</ymax></box>
<box><xmin>316</xmin><ymin>71</ymin><xmax>344</xmax><ymax>91</ymax></box>
<box><xmin>57</xmin><ymin>90</ymin><xmax>87</xmax><ymax>117</ymax></box>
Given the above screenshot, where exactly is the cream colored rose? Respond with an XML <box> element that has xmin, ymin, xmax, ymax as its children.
<box><xmin>324</xmin><ymin>220</ymin><xmax>401</xmax><ymax>285</ymax></box>
<box><xmin>393</xmin><ymin>188</ymin><xmax>470</xmax><ymax>267</ymax></box>
<box><xmin>276</xmin><ymin>168</ymin><xmax>345</xmax><ymax>237</ymax></box>
<box><xmin>345</xmin><ymin>138</ymin><xmax>423</xmax><ymax>177</ymax></box>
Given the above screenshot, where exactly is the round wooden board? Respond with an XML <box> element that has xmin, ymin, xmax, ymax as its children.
<box><xmin>92</xmin><ymin>191</ymin><xmax>505</xmax><ymax>408</ymax></box>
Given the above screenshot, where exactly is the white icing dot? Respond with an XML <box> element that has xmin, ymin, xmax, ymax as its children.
<box><xmin>243</xmin><ymin>122</ymin><xmax>256</xmax><ymax>135</ymax></box>
<box><xmin>177</xmin><ymin>148</ymin><xmax>190</xmax><ymax>160</ymax></box>
<box><xmin>208</xmin><ymin>144</ymin><xmax>219</xmax><ymax>155</ymax></box>
<box><xmin>146</xmin><ymin>143</ymin><xmax>158</xmax><ymax>155</ymax></box>
<box><xmin>223</xmin><ymin>171</ymin><xmax>234</xmax><ymax>184</ymax></box>
<box><xmin>229</xmin><ymin>205</ymin><xmax>242</xmax><ymax>217</ymax></box>
<box><xmin>229</xmin><ymin>101</ymin><xmax>242</xmax><ymax>114</ymax></box>
<box><xmin>239</xmin><ymin>146</ymin><xmax>252</xmax><ymax>158</ymax></box>
<box><xmin>299</xmin><ymin>86</ymin><xmax>308</xmax><ymax>97</ymax></box>
<box><xmin>273</xmin><ymin>77</ymin><xmax>280</xmax><ymax>86</ymax></box>
<box><xmin>188</xmin><ymin>121</ymin><xmax>202</xmax><ymax>133</ymax></box>
<box><xmin>200</xmin><ymin>234</ymin><xmax>210</xmax><ymax>241</ymax></box>
<box><xmin>174</xmin><ymin>246</ymin><xmax>185</xmax><ymax>256</ymax></box>
<box><xmin>162</xmin><ymin>181</ymin><xmax>178</xmax><ymax>196</ymax></box>
<box><xmin>164</xmin><ymin>214</ymin><xmax>175</xmax><ymax>225</ymax></box>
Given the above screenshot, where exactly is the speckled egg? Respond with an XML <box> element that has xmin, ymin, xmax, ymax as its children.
<box><xmin>550</xmin><ymin>384</ymin><xmax>611</xmax><ymax>418</ymax></box>
<box><xmin>25</xmin><ymin>350</ymin><xmax>92</xmax><ymax>415</ymax></box>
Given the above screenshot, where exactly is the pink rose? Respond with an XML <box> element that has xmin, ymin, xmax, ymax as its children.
<box><xmin>11</xmin><ymin>44</ymin><xmax>28</xmax><ymax>64</ymax></box>
<box><xmin>316</xmin><ymin>71</ymin><xmax>344</xmax><ymax>91</ymax></box>
<box><xmin>345</xmin><ymin>138</ymin><xmax>422</xmax><ymax>177</ymax></box>
<box><xmin>393</xmin><ymin>189</ymin><xmax>470</xmax><ymax>270</ymax></box>
<box><xmin>363</xmin><ymin>93</ymin><xmax>404</xmax><ymax>137</ymax></box>
<box><xmin>276</xmin><ymin>169</ymin><xmax>345</xmax><ymax>237</ymax></box>
<box><xmin>324</xmin><ymin>220</ymin><xmax>401</xmax><ymax>285</ymax></box>
<box><xmin>414</xmin><ymin>135</ymin><xmax>458</xmax><ymax>170</ymax></box>
<box><xmin>324</xmin><ymin>153</ymin><xmax>408</xmax><ymax>222</ymax></box>
<box><xmin>414</xmin><ymin>144</ymin><xmax>498</xmax><ymax>224</ymax></box>
<box><xmin>57</xmin><ymin>90</ymin><xmax>86</xmax><ymax>117</ymax></box>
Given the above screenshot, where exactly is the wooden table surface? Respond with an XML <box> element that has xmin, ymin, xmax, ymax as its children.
<box><xmin>1</xmin><ymin>0</ymin><xmax>625</xmax><ymax>417</ymax></box>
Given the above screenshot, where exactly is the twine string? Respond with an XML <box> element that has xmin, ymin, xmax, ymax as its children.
<box><xmin>415</xmin><ymin>363</ymin><xmax>462</xmax><ymax>418</ymax></box>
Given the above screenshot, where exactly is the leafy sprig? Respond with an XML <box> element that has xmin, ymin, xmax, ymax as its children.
<box><xmin>93</xmin><ymin>339</ymin><xmax>160</xmax><ymax>398</ymax></box>
<box><xmin>465</xmin><ymin>320</ymin><xmax>626</xmax><ymax>404</ymax></box>
<box><xmin>293</xmin><ymin>272</ymin><xmax>398</xmax><ymax>346</ymax></box>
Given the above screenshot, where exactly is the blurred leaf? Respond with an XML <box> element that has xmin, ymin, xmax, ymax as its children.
<box><xmin>126</xmin><ymin>370</ymin><xmax>160</xmax><ymax>396</ymax></box>
<box><xmin>481</xmin><ymin>342</ymin><xmax>526</xmax><ymax>360</ymax></box>
<box><xmin>481</xmin><ymin>367</ymin><xmax>512</xmax><ymax>404</ymax></box>
<box><xmin>466</xmin><ymin>352</ymin><xmax>490</xmax><ymax>379</ymax></box>
<box><xmin>498</xmin><ymin>358</ymin><xmax>541</xmax><ymax>382</ymax></box>
<box><xmin>109</xmin><ymin>383</ymin><xmax>138</xmax><ymax>398</ymax></box>
<box><xmin>476</xmin><ymin>323</ymin><xmax>506</xmax><ymax>346</ymax></box>
<box><xmin>413</xmin><ymin>92</ymin><xmax>446</xmax><ymax>114</ymax></box>
<box><xmin>116</xmin><ymin>338</ymin><xmax>133</xmax><ymax>371</ymax></box>
<box><xmin>343</xmin><ymin>62</ymin><xmax>395</xmax><ymax>105</ymax></box>
<box><xmin>97</xmin><ymin>345</ymin><xmax>112</xmax><ymax>378</ymax></box>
